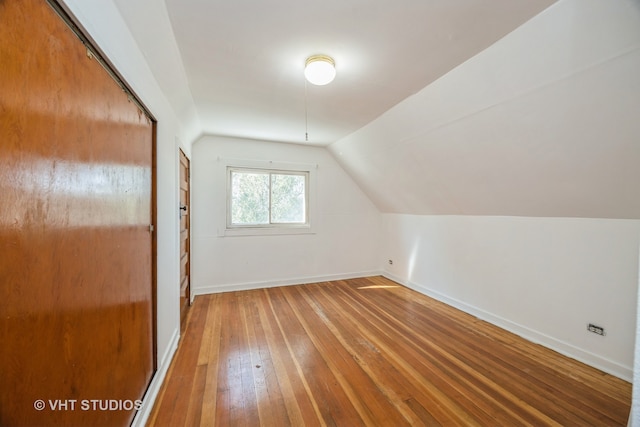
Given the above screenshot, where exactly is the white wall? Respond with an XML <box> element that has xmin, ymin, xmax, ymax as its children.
<box><xmin>631</xmin><ymin>247</ymin><xmax>640</xmax><ymax>425</ymax></box>
<box><xmin>383</xmin><ymin>214</ymin><xmax>640</xmax><ymax>380</ymax></box>
<box><xmin>60</xmin><ymin>2</ymin><xmax>187</xmax><ymax>425</ymax></box>
<box><xmin>191</xmin><ymin>136</ymin><xmax>381</xmax><ymax>293</ymax></box>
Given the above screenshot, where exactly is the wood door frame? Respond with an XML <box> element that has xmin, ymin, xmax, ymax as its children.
<box><xmin>151</xmin><ymin>125</ymin><xmax>158</xmax><ymax>370</ymax></box>
<box><xmin>179</xmin><ymin>148</ymin><xmax>191</xmax><ymax>331</ymax></box>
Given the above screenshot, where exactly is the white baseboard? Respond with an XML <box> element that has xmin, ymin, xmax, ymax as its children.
<box><xmin>131</xmin><ymin>327</ymin><xmax>180</xmax><ymax>427</ymax></box>
<box><xmin>383</xmin><ymin>272</ymin><xmax>632</xmax><ymax>382</ymax></box>
<box><xmin>192</xmin><ymin>270</ymin><xmax>383</xmax><ymax>296</ymax></box>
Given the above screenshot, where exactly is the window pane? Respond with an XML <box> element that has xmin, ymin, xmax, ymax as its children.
<box><xmin>271</xmin><ymin>173</ymin><xmax>306</xmax><ymax>223</ymax></box>
<box><xmin>230</xmin><ymin>171</ymin><xmax>269</xmax><ymax>225</ymax></box>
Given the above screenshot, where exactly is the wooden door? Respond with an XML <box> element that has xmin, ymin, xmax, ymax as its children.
<box><xmin>0</xmin><ymin>1</ymin><xmax>155</xmax><ymax>426</ymax></box>
<box><xmin>179</xmin><ymin>149</ymin><xmax>191</xmax><ymax>329</ymax></box>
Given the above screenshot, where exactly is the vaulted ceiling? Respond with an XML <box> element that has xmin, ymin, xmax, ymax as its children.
<box><xmin>326</xmin><ymin>0</ymin><xmax>640</xmax><ymax>219</ymax></box>
<box><xmin>111</xmin><ymin>0</ymin><xmax>640</xmax><ymax>219</ymax></box>
<box><xmin>113</xmin><ymin>0</ymin><xmax>555</xmax><ymax>144</ymax></box>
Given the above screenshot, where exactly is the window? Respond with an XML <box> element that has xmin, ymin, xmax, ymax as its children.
<box><xmin>227</xmin><ymin>167</ymin><xmax>309</xmax><ymax>229</ymax></box>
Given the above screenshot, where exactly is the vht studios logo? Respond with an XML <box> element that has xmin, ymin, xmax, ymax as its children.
<box><xmin>34</xmin><ymin>399</ymin><xmax>143</xmax><ymax>411</ymax></box>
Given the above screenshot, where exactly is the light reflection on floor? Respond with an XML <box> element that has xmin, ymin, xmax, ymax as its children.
<box><xmin>356</xmin><ymin>285</ymin><xmax>400</xmax><ymax>289</ymax></box>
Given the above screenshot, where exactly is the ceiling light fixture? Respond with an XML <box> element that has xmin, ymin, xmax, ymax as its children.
<box><xmin>304</xmin><ymin>55</ymin><xmax>336</xmax><ymax>86</ymax></box>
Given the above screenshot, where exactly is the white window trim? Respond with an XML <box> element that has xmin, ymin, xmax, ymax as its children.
<box><xmin>217</xmin><ymin>157</ymin><xmax>317</xmax><ymax>237</ymax></box>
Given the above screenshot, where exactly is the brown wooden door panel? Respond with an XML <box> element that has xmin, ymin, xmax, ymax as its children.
<box><xmin>180</xmin><ymin>229</ymin><xmax>189</xmax><ymax>254</ymax></box>
<box><xmin>0</xmin><ymin>1</ymin><xmax>155</xmax><ymax>426</ymax></box>
<box><xmin>179</xmin><ymin>150</ymin><xmax>190</xmax><ymax>329</ymax></box>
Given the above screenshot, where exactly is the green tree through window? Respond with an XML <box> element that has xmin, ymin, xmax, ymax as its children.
<box><xmin>229</xmin><ymin>168</ymin><xmax>308</xmax><ymax>227</ymax></box>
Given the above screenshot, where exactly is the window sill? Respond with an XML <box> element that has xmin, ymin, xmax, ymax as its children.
<box><xmin>219</xmin><ymin>226</ymin><xmax>316</xmax><ymax>237</ymax></box>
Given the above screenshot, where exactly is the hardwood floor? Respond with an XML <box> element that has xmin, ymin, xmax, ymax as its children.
<box><xmin>147</xmin><ymin>276</ymin><xmax>631</xmax><ymax>426</ymax></box>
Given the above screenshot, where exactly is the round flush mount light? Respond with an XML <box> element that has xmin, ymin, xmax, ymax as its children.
<box><xmin>304</xmin><ymin>55</ymin><xmax>336</xmax><ymax>86</ymax></box>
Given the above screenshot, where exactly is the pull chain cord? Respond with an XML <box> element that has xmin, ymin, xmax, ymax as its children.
<box><xmin>304</xmin><ymin>79</ymin><xmax>309</xmax><ymax>142</ymax></box>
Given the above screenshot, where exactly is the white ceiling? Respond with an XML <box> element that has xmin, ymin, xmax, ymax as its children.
<box><xmin>109</xmin><ymin>0</ymin><xmax>640</xmax><ymax>220</ymax></box>
<box><xmin>114</xmin><ymin>0</ymin><xmax>556</xmax><ymax>145</ymax></box>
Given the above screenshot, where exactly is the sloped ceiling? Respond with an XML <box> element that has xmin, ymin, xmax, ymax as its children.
<box><xmin>113</xmin><ymin>0</ymin><xmax>555</xmax><ymax>144</ymax></box>
<box><xmin>111</xmin><ymin>0</ymin><xmax>640</xmax><ymax>219</ymax></box>
<box><xmin>329</xmin><ymin>0</ymin><xmax>640</xmax><ymax>219</ymax></box>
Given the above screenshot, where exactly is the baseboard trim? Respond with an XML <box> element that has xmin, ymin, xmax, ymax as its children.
<box><xmin>192</xmin><ymin>270</ymin><xmax>383</xmax><ymax>296</ymax></box>
<box><xmin>383</xmin><ymin>272</ymin><xmax>632</xmax><ymax>382</ymax></box>
<box><xmin>131</xmin><ymin>327</ymin><xmax>180</xmax><ymax>426</ymax></box>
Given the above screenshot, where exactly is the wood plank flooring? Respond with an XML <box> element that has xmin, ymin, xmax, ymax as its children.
<box><xmin>146</xmin><ymin>276</ymin><xmax>631</xmax><ymax>426</ymax></box>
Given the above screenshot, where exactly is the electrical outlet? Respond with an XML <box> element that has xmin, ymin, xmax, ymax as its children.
<box><xmin>587</xmin><ymin>323</ymin><xmax>605</xmax><ymax>336</ymax></box>
<box><xmin>388</xmin><ymin>259</ymin><xmax>393</xmax><ymax>265</ymax></box>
